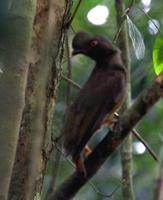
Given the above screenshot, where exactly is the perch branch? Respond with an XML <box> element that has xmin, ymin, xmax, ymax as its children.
<box><xmin>49</xmin><ymin>73</ymin><xmax>163</xmax><ymax>200</ymax></box>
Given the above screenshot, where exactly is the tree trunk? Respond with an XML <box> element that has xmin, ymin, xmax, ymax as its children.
<box><xmin>0</xmin><ymin>1</ymin><xmax>36</xmax><ymax>199</ymax></box>
<box><xmin>9</xmin><ymin>0</ymin><xmax>71</xmax><ymax>199</ymax></box>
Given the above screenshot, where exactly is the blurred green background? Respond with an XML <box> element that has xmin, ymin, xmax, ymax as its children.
<box><xmin>44</xmin><ymin>0</ymin><xmax>163</xmax><ymax>199</ymax></box>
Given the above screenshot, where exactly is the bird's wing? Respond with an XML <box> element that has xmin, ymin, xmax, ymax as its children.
<box><xmin>63</xmin><ymin>68</ymin><xmax>126</xmax><ymax>156</ymax></box>
<box><xmin>63</xmin><ymin>105</ymin><xmax>101</xmax><ymax>155</ymax></box>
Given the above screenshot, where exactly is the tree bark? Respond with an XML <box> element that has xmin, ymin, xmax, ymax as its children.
<box><xmin>0</xmin><ymin>1</ymin><xmax>36</xmax><ymax>199</ymax></box>
<box><xmin>9</xmin><ymin>0</ymin><xmax>72</xmax><ymax>199</ymax></box>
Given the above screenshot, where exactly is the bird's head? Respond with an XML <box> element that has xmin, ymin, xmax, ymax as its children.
<box><xmin>72</xmin><ymin>31</ymin><xmax>118</xmax><ymax>62</ymax></box>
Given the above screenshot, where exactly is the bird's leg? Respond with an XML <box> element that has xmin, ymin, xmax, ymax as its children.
<box><xmin>73</xmin><ymin>155</ymin><xmax>87</xmax><ymax>178</ymax></box>
<box><xmin>72</xmin><ymin>144</ymin><xmax>92</xmax><ymax>178</ymax></box>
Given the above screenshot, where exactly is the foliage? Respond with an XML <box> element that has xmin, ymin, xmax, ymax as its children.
<box><xmin>153</xmin><ymin>36</ymin><xmax>163</xmax><ymax>75</ymax></box>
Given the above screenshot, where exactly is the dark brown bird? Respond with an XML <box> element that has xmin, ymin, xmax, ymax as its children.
<box><xmin>62</xmin><ymin>32</ymin><xmax>127</xmax><ymax>175</ymax></box>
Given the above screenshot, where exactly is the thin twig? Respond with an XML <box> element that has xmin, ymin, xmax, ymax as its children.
<box><xmin>67</xmin><ymin>0</ymin><xmax>83</xmax><ymax>26</ymax></box>
<box><xmin>89</xmin><ymin>180</ymin><xmax>122</xmax><ymax>199</ymax></box>
<box><xmin>54</xmin><ymin>141</ymin><xmax>76</xmax><ymax>168</ymax></box>
<box><xmin>65</xmin><ymin>33</ymin><xmax>72</xmax><ymax>107</ymax></box>
<box><xmin>114</xmin><ymin>112</ymin><xmax>160</xmax><ymax>163</ymax></box>
<box><xmin>61</xmin><ymin>74</ymin><xmax>81</xmax><ymax>89</ymax></box>
<box><xmin>132</xmin><ymin>129</ymin><xmax>160</xmax><ymax>162</ymax></box>
<box><xmin>46</xmin><ymin>33</ymin><xmax>72</xmax><ymax>199</ymax></box>
<box><xmin>137</xmin><ymin>6</ymin><xmax>162</xmax><ymax>35</ymax></box>
<box><xmin>45</xmin><ymin>142</ymin><xmax>62</xmax><ymax>199</ymax></box>
<box><xmin>113</xmin><ymin>24</ymin><xmax>124</xmax><ymax>43</ymax></box>
<box><xmin>113</xmin><ymin>0</ymin><xmax>135</xmax><ymax>43</ymax></box>
<box><xmin>70</xmin><ymin>25</ymin><xmax>76</xmax><ymax>34</ymax></box>
<box><xmin>127</xmin><ymin>0</ymin><xmax>135</xmax><ymax>14</ymax></box>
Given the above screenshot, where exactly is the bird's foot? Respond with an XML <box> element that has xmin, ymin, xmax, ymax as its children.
<box><xmin>73</xmin><ymin>146</ymin><xmax>92</xmax><ymax>178</ymax></box>
<box><xmin>73</xmin><ymin>156</ymin><xmax>87</xmax><ymax>178</ymax></box>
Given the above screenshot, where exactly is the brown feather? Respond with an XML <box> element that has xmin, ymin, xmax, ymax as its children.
<box><xmin>62</xmin><ymin>32</ymin><xmax>127</xmax><ymax>162</ymax></box>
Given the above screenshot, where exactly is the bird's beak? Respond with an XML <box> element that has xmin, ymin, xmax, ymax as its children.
<box><xmin>72</xmin><ymin>48</ymin><xmax>83</xmax><ymax>56</ymax></box>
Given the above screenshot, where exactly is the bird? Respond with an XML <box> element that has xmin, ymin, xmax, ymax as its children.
<box><xmin>62</xmin><ymin>31</ymin><xmax>127</xmax><ymax>176</ymax></box>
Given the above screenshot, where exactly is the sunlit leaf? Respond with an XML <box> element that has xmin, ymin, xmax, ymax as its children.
<box><xmin>153</xmin><ymin>36</ymin><xmax>163</xmax><ymax>75</ymax></box>
<box><xmin>127</xmin><ymin>15</ymin><xmax>145</xmax><ymax>60</ymax></box>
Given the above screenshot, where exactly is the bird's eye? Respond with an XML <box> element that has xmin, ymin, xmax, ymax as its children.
<box><xmin>90</xmin><ymin>40</ymin><xmax>98</xmax><ymax>47</ymax></box>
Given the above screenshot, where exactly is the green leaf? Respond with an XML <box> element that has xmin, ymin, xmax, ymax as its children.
<box><xmin>153</xmin><ymin>36</ymin><xmax>163</xmax><ymax>75</ymax></box>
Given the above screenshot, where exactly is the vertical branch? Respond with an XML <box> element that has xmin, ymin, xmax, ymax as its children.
<box><xmin>154</xmin><ymin>146</ymin><xmax>163</xmax><ymax>200</ymax></box>
<box><xmin>115</xmin><ymin>0</ymin><xmax>135</xmax><ymax>199</ymax></box>
<box><xmin>45</xmin><ymin>146</ymin><xmax>62</xmax><ymax>200</ymax></box>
